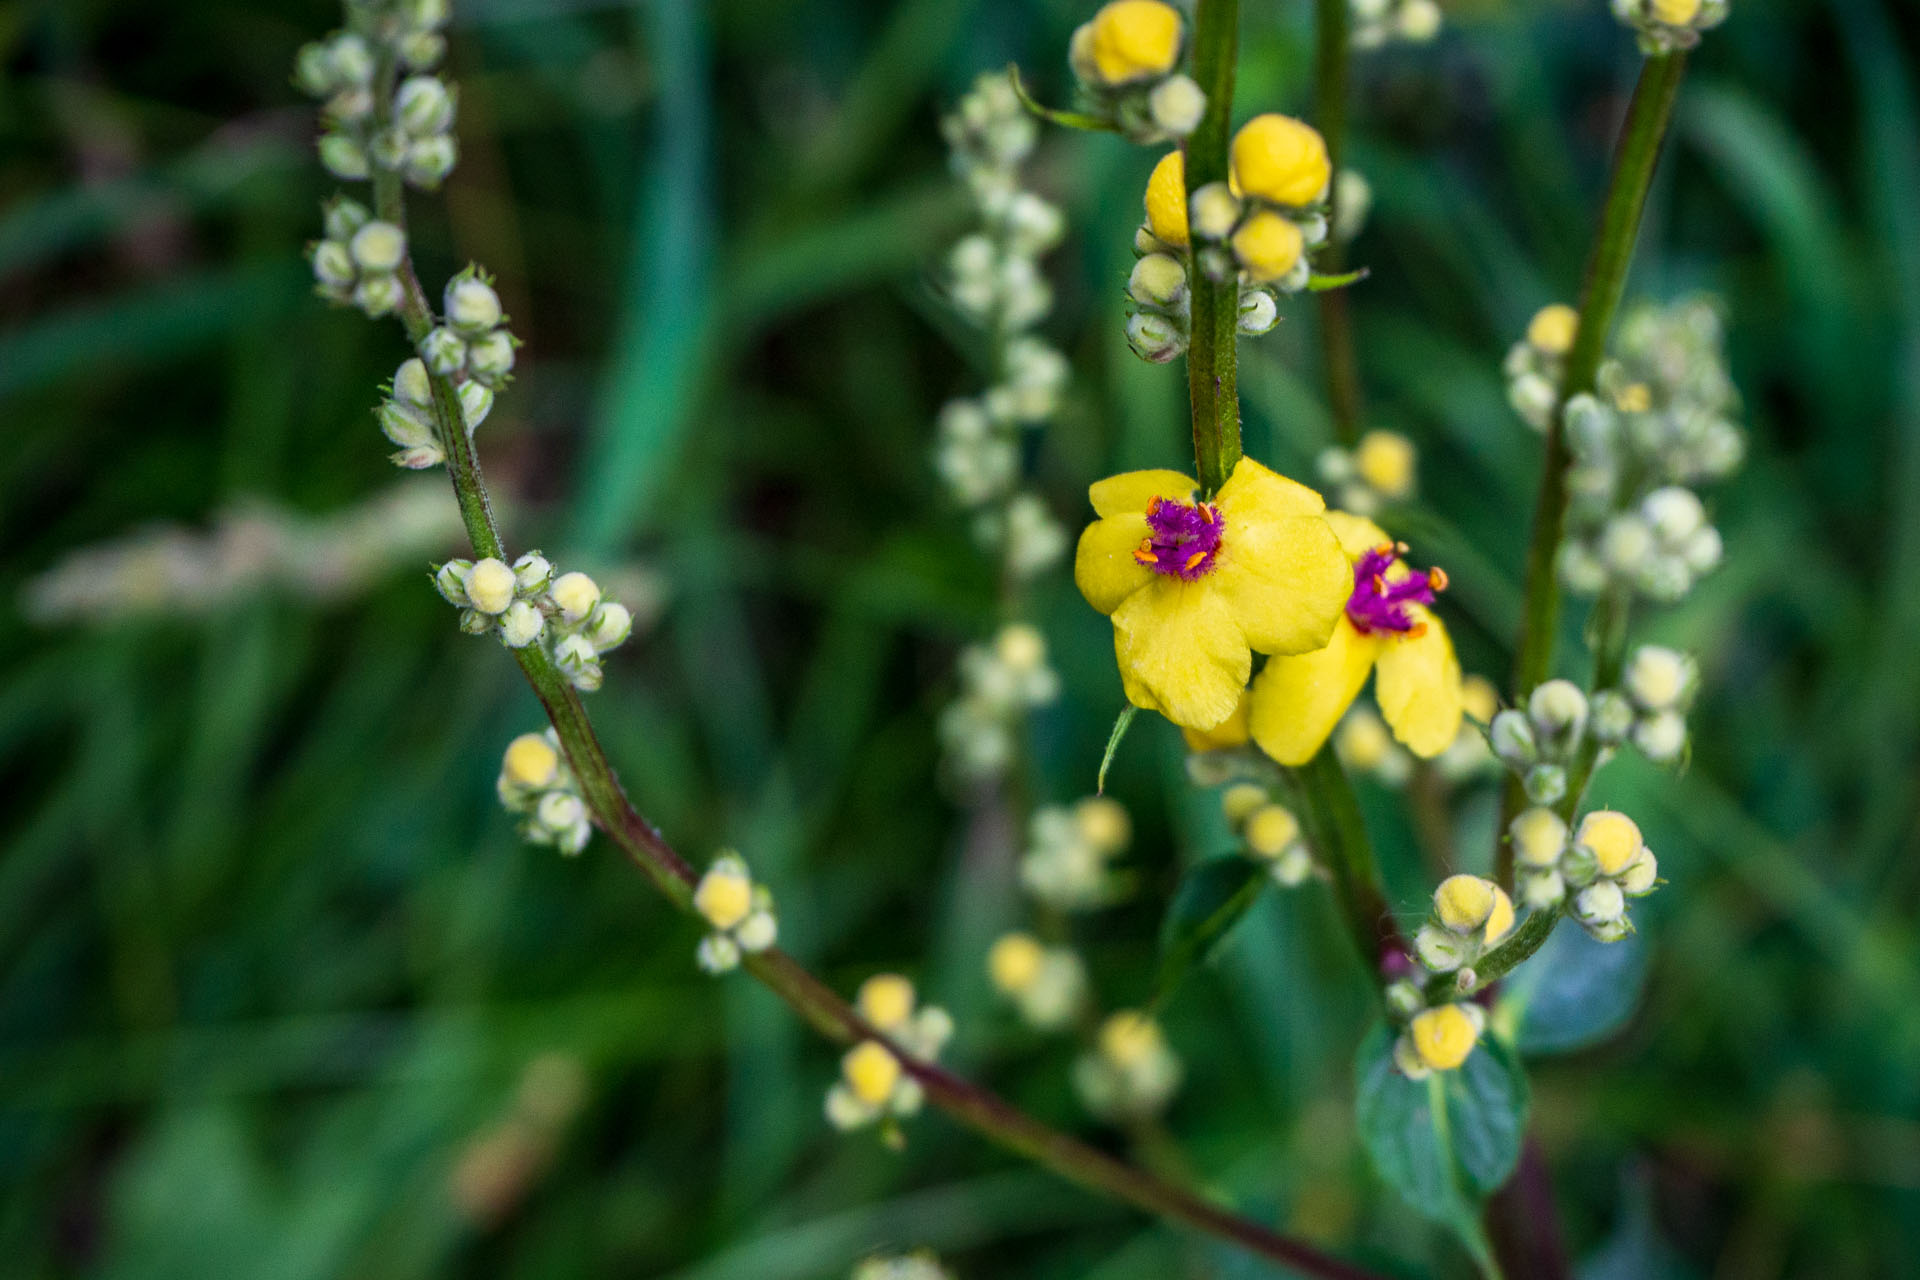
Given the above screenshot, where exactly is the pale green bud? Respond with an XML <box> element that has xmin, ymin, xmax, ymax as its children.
<box><xmin>322</xmin><ymin>197</ymin><xmax>371</xmax><ymax>243</ymax></box>
<box><xmin>459</xmin><ymin>381</ymin><xmax>494</xmax><ymax>429</ymax></box>
<box><xmin>697</xmin><ymin>932</ymin><xmax>742</xmax><ymax>974</ymax></box>
<box><xmin>512</xmin><ymin>553</ymin><xmax>553</xmax><ymax>592</ymax></box>
<box><xmin>1413</xmin><ymin>923</ymin><xmax>1469</xmax><ymax>973</ymax></box>
<box><xmin>466</xmin><ymin>329</ymin><xmax>517</xmax><ymax>386</ymax></box>
<box><xmin>1126</xmin><ymin>312</ymin><xmax>1186</xmax><ymax>363</ymax></box>
<box><xmin>434</xmin><ymin>559</ymin><xmax>472</xmax><ymax>605</ymax></box>
<box><xmin>1188</xmin><ymin>182</ymin><xmax>1242</xmax><ymax>241</ymax></box>
<box><xmin>378</xmin><ymin>401</ymin><xmax>434</xmax><ymax>450</ymax></box>
<box><xmin>404</xmin><ymin>135</ymin><xmax>458</xmax><ymax>189</ymax></box>
<box><xmin>536</xmin><ymin>790</ymin><xmax>584</xmax><ymax>833</ymax></box>
<box><xmin>550</xmin><ymin>571</ymin><xmax>601</xmax><ymax>622</ymax></box>
<box><xmin>395</xmin><ymin>75</ymin><xmax>455</xmax><ymax>136</ymax></box>
<box><xmin>444</xmin><ymin>270</ymin><xmax>503</xmax><ymax>335</ymax></box>
<box><xmin>318</xmin><ymin>132</ymin><xmax>370</xmax><ymax>180</ymax></box>
<box><xmin>368</xmin><ymin>128</ymin><xmax>409</xmax><ymax>172</ymax></box>
<box><xmin>327</xmin><ymin>33</ymin><xmax>374</xmax><ymax>88</ymax></box>
<box><xmin>1528</xmin><ymin>679</ymin><xmax>1588</xmax><ymax>745</ymax></box>
<box><xmin>1590</xmin><ymin>689</ymin><xmax>1636</xmax><ymax>744</ymax></box>
<box><xmin>1237</xmin><ymin>286</ymin><xmax>1278</xmax><ymax>335</ymax></box>
<box><xmin>1619</xmin><ymin>848</ymin><xmax>1659</xmax><ymax>896</ymax></box>
<box><xmin>310</xmin><ymin>239</ymin><xmax>356</xmax><ymax>290</ymax></box>
<box><xmin>1147</xmin><ymin>74</ymin><xmax>1207</xmax><ymax>138</ymax></box>
<box><xmin>735</xmin><ymin>910</ymin><xmax>778</xmax><ymax>953</ymax></box>
<box><xmin>398</xmin><ymin>31</ymin><xmax>447</xmax><ymax>71</ymax></box>
<box><xmin>588</xmin><ymin>602</ymin><xmax>633</xmax><ymax>651</ymax></box>
<box><xmin>1128</xmin><ymin>253</ymin><xmax>1188</xmax><ymax>309</ymax></box>
<box><xmin>499</xmin><ymin>599</ymin><xmax>546</xmax><ymax>648</ymax></box>
<box><xmin>458</xmin><ymin>608</ymin><xmax>493</xmax><ymax>635</ymax></box>
<box><xmin>465</xmin><ymin>557</ymin><xmax>518</xmax><ymax>615</ymax></box>
<box><xmin>420</xmin><ymin>326</ymin><xmax>466</xmax><ymax>376</ymax></box>
<box><xmin>393</xmin><ymin>357</ymin><xmax>432</xmax><ymax>408</ymax></box>
<box><xmin>294</xmin><ymin>42</ymin><xmax>336</xmax><ymax>97</ymax></box>
<box><xmin>353</xmin><ymin>274</ymin><xmax>403</xmax><ymax>317</ymax></box>
<box><xmin>1524</xmin><ymin>763</ymin><xmax>1567</xmax><ymax>806</ymax></box>
<box><xmin>1488</xmin><ymin>709</ymin><xmax>1537</xmax><ymax>767</ymax></box>
<box><xmin>1574</xmin><ymin>880</ymin><xmax>1626</xmax><ymax>929</ymax></box>
<box><xmin>348</xmin><ymin>220</ymin><xmax>406</xmax><ymax>272</ymax></box>
<box><xmin>1642</xmin><ymin>486</ymin><xmax>1705</xmax><ymax>544</ymax></box>
<box><xmin>1632</xmin><ymin>709</ymin><xmax>1687</xmax><ymax>763</ymax></box>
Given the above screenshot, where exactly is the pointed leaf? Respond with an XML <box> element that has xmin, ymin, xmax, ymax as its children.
<box><xmin>1153</xmin><ymin>856</ymin><xmax>1267</xmax><ymax>1006</ymax></box>
<box><xmin>1097</xmin><ymin>704</ymin><xmax>1138</xmax><ymax>794</ymax></box>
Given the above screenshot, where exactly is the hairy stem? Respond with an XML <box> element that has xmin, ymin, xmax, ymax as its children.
<box><xmin>1423</xmin><ymin>905</ymin><xmax>1563</xmax><ymax>1004</ymax></box>
<box><xmin>1313</xmin><ymin>0</ymin><xmax>1362</xmax><ymax>445</ymax></box>
<box><xmin>1496</xmin><ymin>50</ymin><xmax>1687</xmax><ymax>886</ymax></box>
<box><xmin>356</xmin><ymin>47</ymin><xmax>1383</xmax><ymax>1280</ymax></box>
<box><xmin>1185</xmin><ymin>0</ymin><xmax>1241</xmax><ymax>494</ymax></box>
<box><xmin>1290</xmin><ymin>746</ymin><xmax>1402</xmax><ymax>982</ymax></box>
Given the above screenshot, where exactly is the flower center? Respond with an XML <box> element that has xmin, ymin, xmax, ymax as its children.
<box><xmin>1132</xmin><ymin>497</ymin><xmax>1225</xmax><ymax>580</ymax></box>
<box><xmin>1346</xmin><ymin>543</ymin><xmax>1446</xmax><ymax>634</ymax></box>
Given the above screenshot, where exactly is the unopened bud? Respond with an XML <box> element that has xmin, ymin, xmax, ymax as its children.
<box><xmin>318</xmin><ymin>133</ymin><xmax>370</xmax><ymax>181</ymax></box>
<box><xmin>434</xmin><ymin>560</ymin><xmax>472</xmax><ymax>605</ymax></box>
<box><xmin>465</xmin><ymin>557</ymin><xmax>518</xmax><ymax>615</ymax></box>
<box><xmin>1528</xmin><ymin>679</ymin><xmax>1589</xmax><ymax>745</ymax></box>
<box><xmin>395</xmin><ymin>75</ymin><xmax>455</xmax><ymax>136</ymax></box>
<box><xmin>1524</xmin><ymin>763</ymin><xmax>1567</xmax><ymax>806</ymax></box>
<box><xmin>1488</xmin><ymin>709</ymin><xmax>1537</xmax><ymax>767</ymax></box>
<box><xmin>550</xmin><ymin>571</ymin><xmax>601</xmax><ymax>622</ymax></box>
<box><xmin>588</xmin><ymin>602</ymin><xmax>633</xmax><ymax>651</ymax></box>
<box><xmin>499</xmin><ymin>599</ymin><xmax>545</xmax><ymax>648</ymax></box>
<box><xmin>467</xmin><ymin>329</ymin><xmax>517</xmax><ymax>386</ymax></box>
<box><xmin>1188</xmin><ymin>181</ymin><xmax>1242</xmax><ymax>241</ymax></box>
<box><xmin>404</xmin><ymin>135</ymin><xmax>458</xmax><ymax>188</ymax></box>
<box><xmin>1147</xmin><ymin>74</ymin><xmax>1206</xmax><ymax>137</ymax></box>
<box><xmin>1589</xmin><ymin>689</ymin><xmax>1636</xmax><ymax>744</ymax></box>
<box><xmin>1126</xmin><ymin>312</ymin><xmax>1186</xmax><ymax>363</ymax></box>
<box><xmin>1128</xmin><ymin>253</ymin><xmax>1188</xmax><ymax>309</ymax></box>
<box><xmin>353</xmin><ymin>273</ymin><xmax>403</xmax><ymax>318</ymax></box>
<box><xmin>1632</xmin><ymin>709</ymin><xmax>1688</xmax><ymax>763</ymax></box>
<box><xmin>1237</xmin><ymin>287</ymin><xmax>1278</xmax><ymax>335</ymax></box>
<box><xmin>444</xmin><ymin>271</ymin><xmax>503</xmax><ymax>334</ymax></box>
<box><xmin>348</xmin><ymin>220</ymin><xmax>406</xmax><ymax>272</ymax></box>
<box><xmin>420</xmin><ymin>326</ymin><xmax>466</xmax><ymax>376</ymax></box>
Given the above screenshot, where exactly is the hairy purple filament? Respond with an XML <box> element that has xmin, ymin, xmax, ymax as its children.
<box><xmin>1346</xmin><ymin>544</ymin><xmax>1446</xmax><ymax>634</ymax></box>
<box><xmin>1132</xmin><ymin>497</ymin><xmax>1226</xmax><ymax>581</ymax></box>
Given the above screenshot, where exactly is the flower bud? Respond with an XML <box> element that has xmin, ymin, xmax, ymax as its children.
<box><xmin>1147</xmin><ymin>74</ymin><xmax>1206</xmax><ymax>137</ymax></box>
<box><xmin>1414</xmin><ymin>923</ymin><xmax>1469</xmax><ymax>973</ymax></box>
<box><xmin>368</xmin><ymin>126</ymin><xmax>408</xmax><ymax>172</ymax></box>
<box><xmin>444</xmin><ymin>271</ymin><xmax>503</xmax><ymax>335</ymax></box>
<box><xmin>1509</xmin><ymin>806</ymin><xmax>1568</xmax><ymax>868</ymax></box>
<box><xmin>1681</xmin><ymin>525</ymin><xmax>1723</xmax><ymax>575</ymax></box>
<box><xmin>1488</xmin><ymin>709</ymin><xmax>1537</xmax><ymax>767</ymax></box>
<box><xmin>327</xmin><ymin>33</ymin><xmax>374</xmax><ymax>88</ymax></box>
<box><xmin>1601</xmin><ymin>513</ymin><xmax>1656</xmax><ymax>576</ymax></box>
<box><xmin>1574</xmin><ymin>879</ymin><xmax>1627</xmax><ymax>929</ymax></box>
<box><xmin>1218</xmin><ymin>782</ymin><xmax>1268</xmax><ymax>827</ymax></box>
<box><xmin>419</xmin><ymin>326</ymin><xmax>466</xmax><ymax>376</ymax></box>
<box><xmin>1642</xmin><ymin>486</ymin><xmax>1705</xmax><ymax>544</ymax></box>
<box><xmin>1399</xmin><ymin>0</ymin><xmax>1443</xmax><ymax>40</ymax></box>
<box><xmin>856</xmin><ymin>973</ymin><xmax>917</xmax><ymax>1032</ymax></box>
<box><xmin>390</xmin><ymin>357</ymin><xmax>432</xmax><ymax>408</ymax></box>
<box><xmin>697</xmin><ymin>933</ymin><xmax>742</xmax><ymax>974</ymax></box>
<box><xmin>695</xmin><ymin>859</ymin><xmax>754</xmax><ymax>931</ymax></box>
<box><xmin>1244</xmin><ymin>804</ymin><xmax>1300</xmax><ymax>859</ymax></box>
<box><xmin>460</xmin><ymin>558</ymin><xmax>516</xmax><ymax>615</ymax></box>
<box><xmin>1434</xmin><ymin>874</ymin><xmax>1496</xmax><ymax>933</ymax></box>
<box><xmin>1082</xmin><ymin>0</ymin><xmax>1183</xmax><ymax>85</ymax></box>
<box><xmin>1524</xmin><ymin>763</ymin><xmax>1567</xmax><ymax>806</ymax></box>
<box><xmin>395</xmin><ymin>75</ymin><xmax>455</xmax><ymax>136</ymax></box>
<box><xmin>459</xmin><ymin>381</ymin><xmax>493</xmax><ymax>429</ymax></box>
<box><xmin>1128</xmin><ymin>253</ymin><xmax>1188</xmax><ymax>310</ymax></box>
<box><xmin>735</xmin><ymin>910</ymin><xmax>778</xmax><ymax>953</ymax></box>
<box><xmin>1575</xmin><ymin>810</ymin><xmax>1644</xmax><ymax>878</ymax></box>
<box><xmin>322</xmin><ymin>197</ymin><xmax>371</xmax><ymax>243</ymax></box>
<box><xmin>1624</xmin><ymin>645</ymin><xmax>1694</xmax><ymax>711</ymax></box>
<box><xmin>1354</xmin><ymin>430</ymin><xmax>1416</xmax><ymax>500</ymax></box>
<box><xmin>502</xmin><ymin>732</ymin><xmax>559</xmax><ymax>789</ymax></box>
<box><xmin>988</xmin><ymin>932</ymin><xmax>1045</xmax><ymax>994</ymax></box>
<box><xmin>588</xmin><ymin>602</ymin><xmax>633</xmax><ymax>651</ymax></box>
<box><xmin>294</xmin><ymin>42</ymin><xmax>337</xmax><ymax>96</ymax></box>
<box><xmin>1126</xmin><ymin>312</ymin><xmax>1186</xmax><ymax>363</ymax></box>
<box><xmin>434</xmin><ymin>560</ymin><xmax>472</xmax><ymax>605</ymax></box>
<box><xmin>1509</xmin><ymin>371</ymin><xmax>1557</xmax><ymax>429</ymax></box>
<box><xmin>1408</xmin><ymin>1003</ymin><xmax>1481</xmax><ymax>1072</ymax></box>
<box><xmin>1589</xmin><ymin>689</ymin><xmax>1636</xmax><ymax>744</ymax></box>
<box><xmin>1230</xmin><ymin>211</ymin><xmax>1305</xmax><ymax>284</ymax></box>
<box><xmin>318</xmin><ymin>133</ymin><xmax>371</xmax><ymax>180</ymax></box>
<box><xmin>310</xmin><ymin>239</ymin><xmax>357</xmax><ymax>290</ymax></box>
<box><xmin>550</xmin><ymin>571</ymin><xmax>601</xmax><ymax>622</ymax></box>
<box><xmin>348</xmin><ymin>220</ymin><xmax>406</xmax><ymax>272</ymax></box>
<box><xmin>1188</xmin><ymin>181</ymin><xmax>1242</xmax><ymax>241</ymax></box>
<box><xmin>378</xmin><ymin>401</ymin><xmax>434</xmax><ymax>450</ymax></box>
<box><xmin>399</xmin><ymin>30</ymin><xmax>448</xmax><ymax>71</ymax></box>
<box><xmin>1528</xmin><ymin>678</ymin><xmax>1589</xmax><ymax>745</ymax></box>
<box><xmin>467</xmin><ymin>329</ymin><xmax>517</xmax><ymax>386</ymax></box>
<box><xmin>1237</xmin><ymin>286</ymin><xmax>1278</xmax><ymax>335</ymax></box>
<box><xmin>842</xmin><ymin>1041</ymin><xmax>902</xmax><ymax>1107</ymax></box>
<box><xmin>1519</xmin><ymin>867</ymin><xmax>1566</xmax><ymax>909</ymax></box>
<box><xmin>499</xmin><ymin>599</ymin><xmax>545</xmax><ymax>648</ymax></box>
<box><xmin>1385</xmin><ymin>980</ymin><xmax>1424</xmax><ymax>1019</ymax></box>
<box><xmin>353</xmin><ymin>273</ymin><xmax>403</xmax><ymax>318</ymax></box>
<box><xmin>1527</xmin><ymin>303</ymin><xmax>1578</xmax><ymax>356</ymax></box>
<box><xmin>404</xmin><ymin>135</ymin><xmax>459</xmax><ymax>189</ymax></box>
<box><xmin>536</xmin><ymin>790</ymin><xmax>583</xmax><ymax>833</ymax></box>
<box><xmin>1230</xmin><ymin>114</ymin><xmax>1331</xmax><ymax>208</ymax></box>
<box><xmin>1632</xmin><ymin>709</ymin><xmax>1688</xmax><ymax>763</ymax></box>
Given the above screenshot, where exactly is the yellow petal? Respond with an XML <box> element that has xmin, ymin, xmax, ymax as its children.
<box><xmin>1374</xmin><ymin>607</ymin><xmax>1463</xmax><ymax>758</ymax></box>
<box><xmin>1248</xmin><ymin>618</ymin><xmax>1383</xmax><ymax>765</ymax></box>
<box><xmin>1324</xmin><ymin>510</ymin><xmax>1390</xmax><ymax>560</ymax></box>
<box><xmin>1089</xmin><ymin>469</ymin><xmax>1196</xmax><ymax>519</ymax></box>
<box><xmin>1075</xmin><ymin>512</ymin><xmax>1155</xmax><ymax>615</ymax></box>
<box><xmin>1112</xmin><ymin>578</ymin><xmax>1251</xmax><ymax>730</ymax></box>
<box><xmin>1181</xmin><ymin>684</ymin><xmax>1251</xmax><ymax>752</ymax></box>
<box><xmin>1211</xmin><ymin>512</ymin><xmax>1350</xmax><ymax>655</ymax></box>
<box><xmin>1213</xmin><ymin>456</ymin><xmax>1325</xmax><ymax>519</ymax></box>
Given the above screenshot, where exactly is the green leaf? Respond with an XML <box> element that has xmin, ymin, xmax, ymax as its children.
<box><xmin>1306</xmin><ymin>267</ymin><xmax>1370</xmax><ymax>292</ymax></box>
<box><xmin>1153</xmin><ymin>856</ymin><xmax>1267</xmax><ymax>1006</ymax></box>
<box><xmin>1354</xmin><ymin>1023</ymin><xmax>1530</xmax><ymax>1273</ymax></box>
<box><xmin>1097</xmin><ymin>704</ymin><xmax>1138</xmax><ymax>794</ymax></box>
<box><xmin>1498</xmin><ymin>915</ymin><xmax>1650</xmax><ymax>1055</ymax></box>
<box><xmin>1007</xmin><ymin>64</ymin><xmax>1117</xmax><ymax>134</ymax></box>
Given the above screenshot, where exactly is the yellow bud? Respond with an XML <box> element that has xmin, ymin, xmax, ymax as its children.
<box><xmin>995</xmin><ymin>622</ymin><xmax>1047</xmax><ymax>674</ymax></box>
<box><xmin>1526</xmin><ymin>303</ymin><xmax>1578</xmax><ymax>356</ymax></box>
<box><xmin>1434</xmin><ymin>874</ymin><xmax>1496</xmax><ymax>932</ymax></box>
<box><xmin>1650</xmin><ymin>0</ymin><xmax>1701</xmax><ymax>24</ymax></box>
<box><xmin>1220</xmin><ymin>782</ymin><xmax>1269</xmax><ymax>826</ymax></box>
<box><xmin>550</xmin><ymin>571</ymin><xmax>601</xmax><ymax>622</ymax></box>
<box><xmin>1229</xmin><ymin>114</ymin><xmax>1331</xmax><ymax>208</ymax></box>
<box><xmin>502</xmin><ymin>733</ymin><xmax>559</xmax><ymax>788</ymax></box>
<box><xmin>1354</xmin><ymin>430</ymin><xmax>1416</xmax><ymax>499</ymax></box>
<box><xmin>1615</xmin><ymin>382</ymin><xmax>1652</xmax><ymax>413</ymax></box>
<box><xmin>1088</xmin><ymin>0</ymin><xmax>1182</xmax><ymax>84</ymax></box>
<box><xmin>1335</xmin><ymin>708</ymin><xmax>1394</xmax><ymax>771</ymax></box>
<box><xmin>466</xmin><ymin>558</ymin><xmax>518</xmax><ymax>615</ymax></box>
<box><xmin>1461</xmin><ymin>675</ymin><xmax>1500</xmax><ymax>725</ymax></box>
<box><xmin>988</xmin><ymin>932</ymin><xmax>1045</xmax><ymax>993</ymax></box>
<box><xmin>1181</xmin><ymin>686</ymin><xmax>1251</xmax><ymax>752</ymax></box>
<box><xmin>842</xmin><ymin>1040</ymin><xmax>901</xmax><ymax>1107</ymax></box>
<box><xmin>1099</xmin><ymin>1010</ymin><xmax>1162</xmax><ymax>1068</ymax></box>
<box><xmin>1483</xmin><ymin>886</ymin><xmax>1515</xmax><ymax>945</ymax></box>
<box><xmin>694</xmin><ymin>864</ymin><xmax>753</xmax><ymax>931</ymax></box>
<box><xmin>1244</xmin><ymin>804</ymin><xmax>1301</xmax><ymax>859</ymax></box>
<box><xmin>1509</xmin><ymin>806</ymin><xmax>1568</xmax><ymax>868</ymax></box>
<box><xmin>1576</xmin><ymin>810</ymin><xmax>1644</xmax><ymax>876</ymax></box>
<box><xmin>856</xmin><ymin>973</ymin><xmax>917</xmax><ymax>1032</ymax></box>
<box><xmin>1230</xmin><ymin>211</ymin><xmax>1305</xmax><ymax>284</ymax></box>
<box><xmin>1075</xmin><ymin>796</ymin><xmax>1131</xmax><ymax>853</ymax></box>
<box><xmin>1144</xmin><ymin>151</ymin><xmax>1189</xmax><ymax>248</ymax></box>
<box><xmin>1409</xmin><ymin>1004</ymin><xmax>1481</xmax><ymax>1071</ymax></box>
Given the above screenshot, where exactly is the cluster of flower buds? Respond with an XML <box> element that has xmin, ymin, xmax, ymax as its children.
<box><xmin>934</xmin><ymin>73</ymin><xmax>1072</xmax><ymax>581</ymax></box>
<box><xmin>1491</xmin><ymin>677</ymin><xmax>1601</xmax><ymax>805</ymax></box>
<box><xmin>1509</xmin><ymin>808</ymin><xmax>1658</xmax><ymax>939</ymax></box>
<box><xmin>375</xmin><ymin>355</ymin><xmax>493</xmax><ymax>468</ymax></box>
<box><xmin>1504</xmin><ymin>303</ymin><xmax>1580</xmax><ymax>429</ymax></box>
<box><xmin>851</xmin><ymin>1253</ymin><xmax>953</xmax><ymax>1280</ymax></box>
<box><xmin>295</xmin><ymin>2</ymin><xmax>457</xmax><ymax>187</ymax></box>
<box><xmin>1612</xmin><ymin>0</ymin><xmax>1730</xmax><ymax>53</ymax></box>
<box><xmin>936</xmin><ymin>623</ymin><xmax>1061</xmax><ymax>785</ymax></box>
<box><xmin>495</xmin><ymin>730</ymin><xmax>592</xmax><ymax>854</ymax></box>
<box><xmin>986</xmin><ymin>931</ymin><xmax>1089</xmax><ymax>1031</ymax></box>
<box><xmin>1613</xmin><ymin>643</ymin><xmax>1697</xmax><ymax>763</ymax></box>
<box><xmin>308</xmin><ymin>199</ymin><xmax>407</xmax><ymax>318</ymax></box>
<box><xmin>1125</xmin><ymin>114</ymin><xmax>1333</xmax><ymax>360</ymax></box>
<box><xmin>419</xmin><ymin>267</ymin><xmax>518</xmax><ymax>389</ymax></box>
<box><xmin>1074</xmin><ymin>1010</ymin><xmax>1183</xmax><ymax>1120</ymax></box>
<box><xmin>1412</xmin><ymin>874</ymin><xmax>1517</xmax><ymax>984</ymax></box>
<box><xmin>825</xmin><ymin>976</ymin><xmax>954</xmax><ymax>1141</ymax></box>
<box><xmin>1067</xmin><ymin>1</ymin><xmax>1208</xmax><ymax>143</ymax></box>
<box><xmin>1386</xmin><ymin>998</ymin><xmax>1486</xmax><ymax>1080</ymax></box>
<box><xmin>1350</xmin><ymin>0</ymin><xmax>1444</xmax><ymax>49</ymax></box>
<box><xmin>692</xmin><ymin>852</ymin><xmax>779</xmax><ymax>973</ymax></box>
<box><xmin>434</xmin><ymin>557</ymin><xmax>634</xmax><ymax>691</ymax></box>
<box><xmin>1316</xmin><ymin>429</ymin><xmax>1417</xmax><ymax>516</ymax></box>
<box><xmin>1019</xmin><ymin>796</ymin><xmax>1134</xmax><ymax>912</ymax></box>
<box><xmin>1222</xmin><ymin>786</ymin><xmax>1318</xmax><ymax>886</ymax></box>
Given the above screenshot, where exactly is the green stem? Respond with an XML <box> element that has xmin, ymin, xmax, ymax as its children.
<box><xmin>1290</xmin><ymin>746</ymin><xmax>1401</xmax><ymax>979</ymax></box>
<box><xmin>1496</xmin><ymin>51</ymin><xmax>1687</xmax><ymax>886</ymax></box>
<box><xmin>1422</xmin><ymin>906</ymin><xmax>1563</xmax><ymax>1004</ymax></box>
<box><xmin>1185</xmin><ymin>0</ymin><xmax>1241</xmax><ymax>494</ymax></box>
<box><xmin>1550</xmin><ymin>585</ymin><xmax>1634</xmax><ymax>819</ymax></box>
<box><xmin>1313</xmin><ymin>0</ymin><xmax>1363</xmax><ymax>445</ymax></box>
<box><xmin>353</xmin><ymin>47</ymin><xmax>1382</xmax><ymax>1280</ymax></box>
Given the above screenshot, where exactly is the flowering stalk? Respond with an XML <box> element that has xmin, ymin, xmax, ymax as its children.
<box><xmin>1313</xmin><ymin>0</ymin><xmax>1363</xmax><ymax>445</ymax></box>
<box><xmin>1499</xmin><ymin>51</ymin><xmax>1687</xmax><ymax>884</ymax></box>
<box><xmin>1183</xmin><ymin>0</ymin><xmax>1242</xmax><ymax>494</ymax></box>
<box><xmin>1290</xmin><ymin>745</ymin><xmax>1401</xmax><ymax>979</ymax></box>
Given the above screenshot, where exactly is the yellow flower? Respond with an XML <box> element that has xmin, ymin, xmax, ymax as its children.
<box><xmin>1086</xmin><ymin>0</ymin><xmax>1182</xmax><ymax>84</ymax></box>
<box><xmin>1249</xmin><ymin>513</ymin><xmax>1463</xmax><ymax>764</ymax></box>
<box><xmin>1144</xmin><ymin>151</ymin><xmax>1188</xmax><ymax>247</ymax></box>
<box><xmin>1230</xmin><ymin>211</ymin><xmax>1304</xmax><ymax>283</ymax></box>
<box><xmin>1229</xmin><ymin>114</ymin><xmax>1331</xmax><ymax>207</ymax></box>
<box><xmin>1074</xmin><ymin>459</ymin><xmax>1350</xmax><ymax>730</ymax></box>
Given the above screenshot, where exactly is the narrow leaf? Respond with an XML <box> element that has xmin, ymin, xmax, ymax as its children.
<box><xmin>1152</xmin><ymin>856</ymin><xmax>1268</xmax><ymax>1008</ymax></box>
<box><xmin>1307</xmin><ymin>267</ymin><xmax>1370</xmax><ymax>292</ymax></box>
<box><xmin>1097</xmin><ymin>704</ymin><xmax>1137</xmax><ymax>794</ymax></box>
<box><xmin>1007</xmin><ymin>65</ymin><xmax>1117</xmax><ymax>134</ymax></box>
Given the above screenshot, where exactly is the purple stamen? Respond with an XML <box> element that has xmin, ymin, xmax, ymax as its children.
<box><xmin>1132</xmin><ymin>497</ymin><xmax>1226</xmax><ymax>581</ymax></box>
<box><xmin>1346</xmin><ymin>544</ymin><xmax>1445</xmax><ymax>634</ymax></box>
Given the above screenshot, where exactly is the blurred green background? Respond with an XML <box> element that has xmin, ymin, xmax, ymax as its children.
<box><xmin>5</xmin><ymin>0</ymin><xmax>1920</xmax><ymax>1275</ymax></box>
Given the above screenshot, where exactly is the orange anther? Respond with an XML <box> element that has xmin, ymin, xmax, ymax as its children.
<box><xmin>1428</xmin><ymin>567</ymin><xmax>1449</xmax><ymax>591</ymax></box>
<box><xmin>1184</xmin><ymin>550</ymin><xmax>1207</xmax><ymax>571</ymax></box>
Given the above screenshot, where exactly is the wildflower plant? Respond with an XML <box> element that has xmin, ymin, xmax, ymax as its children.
<box><xmin>279</xmin><ymin>0</ymin><xmax>1748</xmax><ymax>1276</ymax></box>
